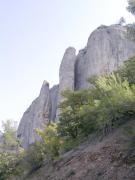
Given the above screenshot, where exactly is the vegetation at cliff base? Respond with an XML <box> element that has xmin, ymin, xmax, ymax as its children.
<box><xmin>0</xmin><ymin>56</ymin><xmax>135</xmax><ymax>180</ymax></box>
<box><xmin>58</xmin><ymin>57</ymin><xmax>135</xmax><ymax>140</ymax></box>
<box><xmin>0</xmin><ymin>53</ymin><xmax>134</xmax><ymax>180</ymax></box>
<box><xmin>0</xmin><ymin>120</ymin><xmax>24</xmax><ymax>180</ymax></box>
<box><xmin>28</xmin><ymin>56</ymin><xmax>135</xmax><ymax>167</ymax></box>
<box><xmin>1</xmin><ymin>120</ymin><xmax>19</xmax><ymax>150</ymax></box>
<box><xmin>0</xmin><ymin>1</ymin><xmax>135</xmax><ymax>179</ymax></box>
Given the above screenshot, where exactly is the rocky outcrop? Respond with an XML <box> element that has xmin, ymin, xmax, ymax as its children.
<box><xmin>0</xmin><ymin>131</ymin><xmax>3</xmax><ymax>151</ymax></box>
<box><xmin>18</xmin><ymin>25</ymin><xmax>135</xmax><ymax>148</ymax></box>
<box><xmin>56</xmin><ymin>47</ymin><xmax>76</xmax><ymax>119</ymax></box>
<box><xmin>17</xmin><ymin>81</ymin><xmax>59</xmax><ymax>148</ymax></box>
<box><xmin>58</xmin><ymin>47</ymin><xmax>76</xmax><ymax>99</ymax></box>
<box><xmin>17</xmin><ymin>81</ymin><xmax>51</xmax><ymax>148</ymax></box>
<box><xmin>50</xmin><ymin>85</ymin><xmax>59</xmax><ymax>121</ymax></box>
<box><xmin>75</xmin><ymin>25</ymin><xmax>135</xmax><ymax>89</ymax></box>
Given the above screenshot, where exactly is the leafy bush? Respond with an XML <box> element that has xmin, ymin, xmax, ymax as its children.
<box><xmin>1</xmin><ymin>119</ymin><xmax>19</xmax><ymax>150</ymax></box>
<box><xmin>60</xmin><ymin>137</ymin><xmax>82</xmax><ymax>153</ymax></box>
<box><xmin>24</xmin><ymin>124</ymin><xmax>61</xmax><ymax>173</ymax></box>
<box><xmin>91</xmin><ymin>73</ymin><xmax>135</xmax><ymax>130</ymax></box>
<box><xmin>58</xmin><ymin>90</ymin><xmax>96</xmax><ymax>138</ymax></box>
<box><xmin>35</xmin><ymin>123</ymin><xmax>61</xmax><ymax>159</ymax></box>
<box><xmin>24</xmin><ymin>141</ymin><xmax>46</xmax><ymax>172</ymax></box>
<box><xmin>127</xmin><ymin>0</ymin><xmax>135</xmax><ymax>15</ymax></box>
<box><xmin>58</xmin><ymin>57</ymin><xmax>135</xmax><ymax>141</ymax></box>
<box><xmin>0</xmin><ymin>150</ymin><xmax>24</xmax><ymax>180</ymax></box>
<box><xmin>117</xmin><ymin>56</ymin><xmax>135</xmax><ymax>85</ymax></box>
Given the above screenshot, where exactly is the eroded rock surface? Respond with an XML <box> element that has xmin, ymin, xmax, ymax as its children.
<box><xmin>18</xmin><ymin>25</ymin><xmax>135</xmax><ymax>148</ymax></box>
<box><xmin>56</xmin><ymin>47</ymin><xmax>77</xmax><ymax>119</ymax></box>
<box><xmin>75</xmin><ymin>25</ymin><xmax>135</xmax><ymax>89</ymax></box>
<box><xmin>17</xmin><ymin>81</ymin><xmax>51</xmax><ymax>148</ymax></box>
<box><xmin>59</xmin><ymin>47</ymin><xmax>76</xmax><ymax>98</ymax></box>
<box><xmin>50</xmin><ymin>85</ymin><xmax>59</xmax><ymax>121</ymax></box>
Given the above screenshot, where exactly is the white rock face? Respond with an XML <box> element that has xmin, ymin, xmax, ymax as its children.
<box><xmin>59</xmin><ymin>47</ymin><xmax>76</xmax><ymax>92</ymax></box>
<box><xmin>75</xmin><ymin>25</ymin><xmax>135</xmax><ymax>89</ymax></box>
<box><xmin>50</xmin><ymin>85</ymin><xmax>59</xmax><ymax>121</ymax></box>
<box><xmin>56</xmin><ymin>47</ymin><xmax>76</xmax><ymax>119</ymax></box>
<box><xmin>17</xmin><ymin>25</ymin><xmax>135</xmax><ymax>148</ymax></box>
<box><xmin>0</xmin><ymin>132</ymin><xmax>3</xmax><ymax>145</ymax></box>
<box><xmin>17</xmin><ymin>81</ymin><xmax>51</xmax><ymax>148</ymax></box>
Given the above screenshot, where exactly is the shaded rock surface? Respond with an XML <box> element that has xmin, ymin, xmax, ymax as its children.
<box><xmin>0</xmin><ymin>132</ymin><xmax>4</xmax><ymax>152</ymax></box>
<box><xmin>17</xmin><ymin>25</ymin><xmax>135</xmax><ymax>148</ymax></box>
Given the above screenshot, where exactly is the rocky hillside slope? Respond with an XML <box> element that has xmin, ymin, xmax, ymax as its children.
<box><xmin>26</xmin><ymin>120</ymin><xmax>135</xmax><ymax>180</ymax></box>
<box><xmin>17</xmin><ymin>24</ymin><xmax>135</xmax><ymax>148</ymax></box>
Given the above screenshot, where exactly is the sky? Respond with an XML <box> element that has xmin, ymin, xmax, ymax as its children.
<box><xmin>0</xmin><ymin>0</ymin><xmax>134</xmax><ymax>127</ymax></box>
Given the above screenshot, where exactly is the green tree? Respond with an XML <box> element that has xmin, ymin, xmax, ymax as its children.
<box><xmin>35</xmin><ymin>123</ymin><xmax>61</xmax><ymax>158</ymax></box>
<box><xmin>58</xmin><ymin>90</ymin><xmax>97</xmax><ymax>138</ymax></box>
<box><xmin>59</xmin><ymin>69</ymin><xmax>135</xmax><ymax>139</ymax></box>
<box><xmin>2</xmin><ymin>120</ymin><xmax>19</xmax><ymax>150</ymax></box>
<box><xmin>117</xmin><ymin>56</ymin><xmax>135</xmax><ymax>85</ymax></box>
<box><xmin>0</xmin><ymin>150</ymin><xmax>25</xmax><ymax>180</ymax></box>
<box><xmin>91</xmin><ymin>73</ymin><xmax>135</xmax><ymax>131</ymax></box>
<box><xmin>24</xmin><ymin>142</ymin><xmax>45</xmax><ymax>172</ymax></box>
<box><xmin>118</xmin><ymin>17</ymin><xmax>126</xmax><ymax>25</ymax></box>
<box><xmin>127</xmin><ymin>0</ymin><xmax>135</xmax><ymax>15</ymax></box>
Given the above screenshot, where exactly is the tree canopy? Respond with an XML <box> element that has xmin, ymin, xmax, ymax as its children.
<box><xmin>127</xmin><ymin>0</ymin><xmax>135</xmax><ymax>15</ymax></box>
<box><xmin>1</xmin><ymin>120</ymin><xmax>19</xmax><ymax>150</ymax></box>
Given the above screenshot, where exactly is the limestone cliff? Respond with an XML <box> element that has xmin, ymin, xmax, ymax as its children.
<box><xmin>17</xmin><ymin>81</ymin><xmax>58</xmax><ymax>148</ymax></box>
<box><xmin>75</xmin><ymin>25</ymin><xmax>135</xmax><ymax>89</ymax></box>
<box><xmin>17</xmin><ymin>25</ymin><xmax>135</xmax><ymax>148</ymax></box>
<box><xmin>56</xmin><ymin>47</ymin><xmax>76</xmax><ymax>119</ymax></box>
<box><xmin>50</xmin><ymin>85</ymin><xmax>59</xmax><ymax>121</ymax></box>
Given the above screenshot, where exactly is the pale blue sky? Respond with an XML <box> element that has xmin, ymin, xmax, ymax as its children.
<box><xmin>0</xmin><ymin>0</ymin><xmax>134</xmax><ymax>126</ymax></box>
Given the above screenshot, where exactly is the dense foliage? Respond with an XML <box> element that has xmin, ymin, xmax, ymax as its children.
<box><xmin>24</xmin><ymin>142</ymin><xmax>45</xmax><ymax>172</ymax></box>
<box><xmin>1</xmin><ymin>120</ymin><xmax>19</xmax><ymax>150</ymax></box>
<box><xmin>58</xmin><ymin>89</ymin><xmax>97</xmax><ymax>138</ymax></box>
<box><xmin>35</xmin><ymin>123</ymin><xmax>61</xmax><ymax>158</ymax></box>
<box><xmin>118</xmin><ymin>56</ymin><xmax>135</xmax><ymax>84</ymax></box>
<box><xmin>58</xmin><ymin>57</ymin><xmax>135</xmax><ymax>140</ymax></box>
<box><xmin>15</xmin><ymin>57</ymin><xmax>135</xmax><ymax>178</ymax></box>
<box><xmin>0</xmin><ymin>151</ymin><xmax>24</xmax><ymax>180</ymax></box>
<box><xmin>127</xmin><ymin>0</ymin><xmax>135</xmax><ymax>15</ymax></box>
<box><xmin>0</xmin><ymin>120</ymin><xmax>23</xmax><ymax>180</ymax></box>
<box><xmin>0</xmin><ymin>58</ymin><xmax>135</xmax><ymax>180</ymax></box>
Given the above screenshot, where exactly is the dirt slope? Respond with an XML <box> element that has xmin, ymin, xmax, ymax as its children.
<box><xmin>27</xmin><ymin>121</ymin><xmax>135</xmax><ymax>180</ymax></box>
